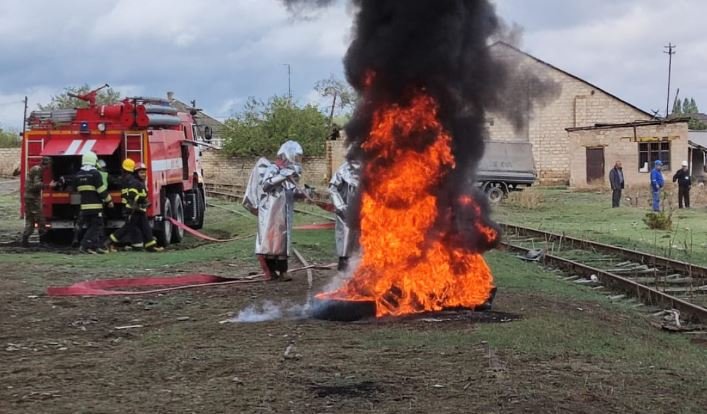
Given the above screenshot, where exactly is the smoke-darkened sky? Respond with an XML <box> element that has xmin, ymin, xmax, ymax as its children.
<box><xmin>1</xmin><ymin>0</ymin><xmax>704</xmax><ymax>129</ymax></box>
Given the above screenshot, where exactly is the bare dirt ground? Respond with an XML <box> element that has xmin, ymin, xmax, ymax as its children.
<box><xmin>1</xmin><ymin>191</ymin><xmax>706</xmax><ymax>413</ymax></box>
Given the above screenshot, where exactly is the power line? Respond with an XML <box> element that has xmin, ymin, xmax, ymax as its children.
<box><xmin>0</xmin><ymin>100</ymin><xmax>24</xmax><ymax>107</ymax></box>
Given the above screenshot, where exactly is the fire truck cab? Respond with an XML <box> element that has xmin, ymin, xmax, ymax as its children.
<box><xmin>21</xmin><ymin>87</ymin><xmax>207</xmax><ymax>246</ymax></box>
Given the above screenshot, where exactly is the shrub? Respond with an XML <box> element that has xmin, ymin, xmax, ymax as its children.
<box><xmin>643</xmin><ymin>211</ymin><xmax>673</xmax><ymax>230</ymax></box>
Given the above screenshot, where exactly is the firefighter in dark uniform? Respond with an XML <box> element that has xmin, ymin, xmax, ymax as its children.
<box><xmin>75</xmin><ymin>151</ymin><xmax>113</xmax><ymax>254</ymax></box>
<box><xmin>107</xmin><ymin>159</ymin><xmax>140</xmax><ymax>250</ymax></box>
<box><xmin>21</xmin><ymin>156</ymin><xmax>51</xmax><ymax>247</ymax></box>
<box><xmin>124</xmin><ymin>162</ymin><xmax>163</xmax><ymax>252</ymax></box>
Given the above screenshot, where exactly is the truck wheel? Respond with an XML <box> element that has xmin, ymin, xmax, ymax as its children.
<box><xmin>169</xmin><ymin>193</ymin><xmax>185</xmax><ymax>243</ymax></box>
<box><xmin>193</xmin><ymin>187</ymin><xmax>205</xmax><ymax>230</ymax></box>
<box><xmin>154</xmin><ymin>197</ymin><xmax>173</xmax><ymax>247</ymax></box>
<box><xmin>486</xmin><ymin>186</ymin><xmax>505</xmax><ymax>204</ymax></box>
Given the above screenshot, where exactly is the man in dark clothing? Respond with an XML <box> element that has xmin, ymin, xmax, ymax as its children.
<box><xmin>609</xmin><ymin>161</ymin><xmax>624</xmax><ymax>208</ymax></box>
<box><xmin>21</xmin><ymin>156</ymin><xmax>51</xmax><ymax>246</ymax></box>
<box><xmin>107</xmin><ymin>159</ymin><xmax>140</xmax><ymax>250</ymax></box>
<box><xmin>22</xmin><ymin>157</ymin><xmax>51</xmax><ymax>247</ymax></box>
<box><xmin>75</xmin><ymin>151</ymin><xmax>113</xmax><ymax>254</ymax></box>
<box><xmin>672</xmin><ymin>160</ymin><xmax>692</xmax><ymax>209</ymax></box>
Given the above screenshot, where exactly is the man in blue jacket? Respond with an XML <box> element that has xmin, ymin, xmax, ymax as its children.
<box><xmin>650</xmin><ymin>160</ymin><xmax>665</xmax><ymax>212</ymax></box>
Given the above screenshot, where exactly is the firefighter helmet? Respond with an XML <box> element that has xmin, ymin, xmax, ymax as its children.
<box><xmin>122</xmin><ymin>158</ymin><xmax>136</xmax><ymax>172</ymax></box>
<box><xmin>134</xmin><ymin>162</ymin><xmax>147</xmax><ymax>172</ymax></box>
<box><xmin>97</xmin><ymin>159</ymin><xmax>107</xmax><ymax>170</ymax></box>
<box><xmin>81</xmin><ymin>151</ymin><xmax>98</xmax><ymax>167</ymax></box>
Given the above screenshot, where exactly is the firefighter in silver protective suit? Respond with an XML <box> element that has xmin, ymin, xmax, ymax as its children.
<box><xmin>243</xmin><ymin>141</ymin><xmax>305</xmax><ymax>281</ymax></box>
<box><xmin>329</xmin><ymin>160</ymin><xmax>361</xmax><ymax>272</ymax></box>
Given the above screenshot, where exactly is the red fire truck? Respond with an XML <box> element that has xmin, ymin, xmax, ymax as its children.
<box><xmin>21</xmin><ymin>85</ymin><xmax>208</xmax><ymax>246</ymax></box>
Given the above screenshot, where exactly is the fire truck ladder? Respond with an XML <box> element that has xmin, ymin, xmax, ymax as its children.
<box><xmin>124</xmin><ymin>133</ymin><xmax>144</xmax><ymax>162</ymax></box>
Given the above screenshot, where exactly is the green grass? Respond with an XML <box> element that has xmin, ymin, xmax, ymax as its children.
<box><xmin>2</xmin><ymin>192</ymin><xmax>705</xmax><ymax>370</ymax></box>
<box><xmin>0</xmin><ymin>193</ymin><xmax>337</xmax><ymax>273</ymax></box>
<box><xmin>494</xmin><ymin>188</ymin><xmax>707</xmax><ymax>266</ymax></box>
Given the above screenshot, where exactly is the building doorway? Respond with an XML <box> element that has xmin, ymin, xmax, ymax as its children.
<box><xmin>586</xmin><ymin>147</ymin><xmax>605</xmax><ymax>184</ymax></box>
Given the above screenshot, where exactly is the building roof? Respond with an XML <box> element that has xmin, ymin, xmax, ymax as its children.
<box><xmin>565</xmin><ymin>118</ymin><xmax>688</xmax><ymax>133</ymax></box>
<box><xmin>166</xmin><ymin>92</ymin><xmax>224</xmax><ymax>135</ymax></box>
<box><xmin>490</xmin><ymin>42</ymin><xmax>655</xmax><ymax>120</ymax></box>
<box><xmin>689</xmin><ymin>130</ymin><xmax>707</xmax><ymax>149</ymax></box>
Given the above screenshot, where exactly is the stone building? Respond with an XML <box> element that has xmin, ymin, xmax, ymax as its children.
<box><xmin>487</xmin><ymin>42</ymin><xmax>655</xmax><ymax>185</ymax></box>
<box><xmin>566</xmin><ymin>119</ymin><xmax>689</xmax><ymax>188</ymax></box>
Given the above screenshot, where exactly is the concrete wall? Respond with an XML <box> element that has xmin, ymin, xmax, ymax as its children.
<box><xmin>568</xmin><ymin>122</ymin><xmax>689</xmax><ymax>189</ymax></box>
<box><xmin>200</xmin><ymin>150</ymin><xmax>329</xmax><ymax>188</ymax></box>
<box><xmin>0</xmin><ymin>147</ymin><xmax>20</xmax><ymax>176</ymax></box>
<box><xmin>487</xmin><ymin>43</ymin><xmax>652</xmax><ymax>185</ymax></box>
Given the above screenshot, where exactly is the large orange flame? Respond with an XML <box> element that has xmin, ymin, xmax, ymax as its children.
<box><xmin>319</xmin><ymin>92</ymin><xmax>496</xmax><ymax>317</ymax></box>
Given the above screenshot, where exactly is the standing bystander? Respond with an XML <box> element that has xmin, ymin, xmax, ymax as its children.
<box><xmin>650</xmin><ymin>160</ymin><xmax>665</xmax><ymax>212</ymax></box>
<box><xmin>609</xmin><ymin>161</ymin><xmax>624</xmax><ymax>208</ymax></box>
<box><xmin>672</xmin><ymin>160</ymin><xmax>692</xmax><ymax>209</ymax></box>
<box><xmin>21</xmin><ymin>157</ymin><xmax>51</xmax><ymax>247</ymax></box>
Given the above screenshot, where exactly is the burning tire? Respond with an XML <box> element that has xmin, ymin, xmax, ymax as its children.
<box><xmin>311</xmin><ymin>298</ymin><xmax>377</xmax><ymax>322</ymax></box>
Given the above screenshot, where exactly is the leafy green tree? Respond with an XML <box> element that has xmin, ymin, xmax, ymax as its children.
<box><xmin>690</xmin><ymin>98</ymin><xmax>699</xmax><ymax>113</ymax></box>
<box><xmin>0</xmin><ymin>128</ymin><xmax>20</xmax><ymax>148</ymax></box>
<box><xmin>38</xmin><ymin>84</ymin><xmax>121</xmax><ymax>110</ymax></box>
<box><xmin>222</xmin><ymin>95</ymin><xmax>329</xmax><ymax>157</ymax></box>
<box><xmin>678</xmin><ymin>96</ymin><xmax>707</xmax><ymax>130</ymax></box>
<box><xmin>671</xmin><ymin>98</ymin><xmax>682</xmax><ymax>116</ymax></box>
<box><xmin>314</xmin><ymin>75</ymin><xmax>358</xmax><ymax>119</ymax></box>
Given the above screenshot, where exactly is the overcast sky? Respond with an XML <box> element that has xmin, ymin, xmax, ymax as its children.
<box><xmin>1</xmin><ymin>0</ymin><xmax>705</xmax><ymax>130</ymax></box>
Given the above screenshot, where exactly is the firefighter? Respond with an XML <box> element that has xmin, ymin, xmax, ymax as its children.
<box><xmin>124</xmin><ymin>162</ymin><xmax>163</xmax><ymax>252</ymax></box>
<box><xmin>21</xmin><ymin>156</ymin><xmax>51</xmax><ymax>247</ymax></box>
<box><xmin>75</xmin><ymin>151</ymin><xmax>113</xmax><ymax>254</ymax></box>
<box><xmin>106</xmin><ymin>159</ymin><xmax>138</xmax><ymax>250</ymax></box>
<box><xmin>244</xmin><ymin>140</ymin><xmax>304</xmax><ymax>281</ymax></box>
<box><xmin>329</xmin><ymin>160</ymin><xmax>361</xmax><ymax>272</ymax></box>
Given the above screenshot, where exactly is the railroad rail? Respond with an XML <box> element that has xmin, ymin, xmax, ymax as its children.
<box><xmin>500</xmin><ymin>223</ymin><xmax>707</xmax><ymax>326</ymax></box>
<box><xmin>203</xmin><ymin>182</ymin><xmax>335</xmax><ymax>222</ymax></box>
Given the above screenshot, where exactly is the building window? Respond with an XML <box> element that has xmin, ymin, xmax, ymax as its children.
<box><xmin>638</xmin><ymin>141</ymin><xmax>670</xmax><ymax>172</ymax></box>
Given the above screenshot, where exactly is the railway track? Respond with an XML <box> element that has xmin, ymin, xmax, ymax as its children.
<box><xmin>501</xmin><ymin>223</ymin><xmax>707</xmax><ymax>328</ymax></box>
<box><xmin>202</xmin><ymin>184</ymin><xmax>706</xmax><ymax>329</ymax></box>
<box><xmin>203</xmin><ymin>182</ymin><xmax>335</xmax><ymax>222</ymax></box>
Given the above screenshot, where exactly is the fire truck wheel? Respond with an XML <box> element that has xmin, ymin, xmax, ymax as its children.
<box><xmin>169</xmin><ymin>193</ymin><xmax>185</xmax><ymax>243</ymax></box>
<box><xmin>155</xmin><ymin>197</ymin><xmax>173</xmax><ymax>247</ymax></box>
<box><xmin>192</xmin><ymin>187</ymin><xmax>205</xmax><ymax>230</ymax></box>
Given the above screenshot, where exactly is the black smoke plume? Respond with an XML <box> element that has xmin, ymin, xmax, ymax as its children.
<box><xmin>341</xmin><ymin>0</ymin><xmax>558</xmax><ymax>252</ymax></box>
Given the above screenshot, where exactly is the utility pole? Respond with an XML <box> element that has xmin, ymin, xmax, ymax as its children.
<box><xmin>22</xmin><ymin>96</ymin><xmax>28</xmax><ymax>138</ymax></box>
<box><xmin>328</xmin><ymin>89</ymin><xmax>338</xmax><ymax>128</ymax></box>
<box><xmin>283</xmin><ymin>64</ymin><xmax>292</xmax><ymax>100</ymax></box>
<box><xmin>664</xmin><ymin>42</ymin><xmax>676</xmax><ymax>118</ymax></box>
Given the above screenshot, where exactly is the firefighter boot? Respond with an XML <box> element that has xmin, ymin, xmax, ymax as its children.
<box><xmin>20</xmin><ymin>236</ymin><xmax>30</xmax><ymax>248</ymax></box>
<box><xmin>277</xmin><ymin>259</ymin><xmax>292</xmax><ymax>282</ymax></box>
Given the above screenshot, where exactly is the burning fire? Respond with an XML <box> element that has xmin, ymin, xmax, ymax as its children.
<box><xmin>319</xmin><ymin>92</ymin><xmax>497</xmax><ymax>317</ymax></box>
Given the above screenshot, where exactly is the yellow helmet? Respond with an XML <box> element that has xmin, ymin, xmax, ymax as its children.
<box><xmin>122</xmin><ymin>158</ymin><xmax>136</xmax><ymax>172</ymax></box>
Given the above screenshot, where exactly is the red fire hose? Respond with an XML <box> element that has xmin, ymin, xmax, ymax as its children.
<box><xmin>46</xmin><ymin>264</ymin><xmax>334</xmax><ymax>297</ymax></box>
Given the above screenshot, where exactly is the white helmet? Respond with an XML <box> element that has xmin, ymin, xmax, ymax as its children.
<box><xmin>277</xmin><ymin>140</ymin><xmax>304</xmax><ymax>164</ymax></box>
<box><xmin>682</xmin><ymin>160</ymin><xmax>689</xmax><ymax>167</ymax></box>
<box><xmin>82</xmin><ymin>151</ymin><xmax>98</xmax><ymax>167</ymax></box>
